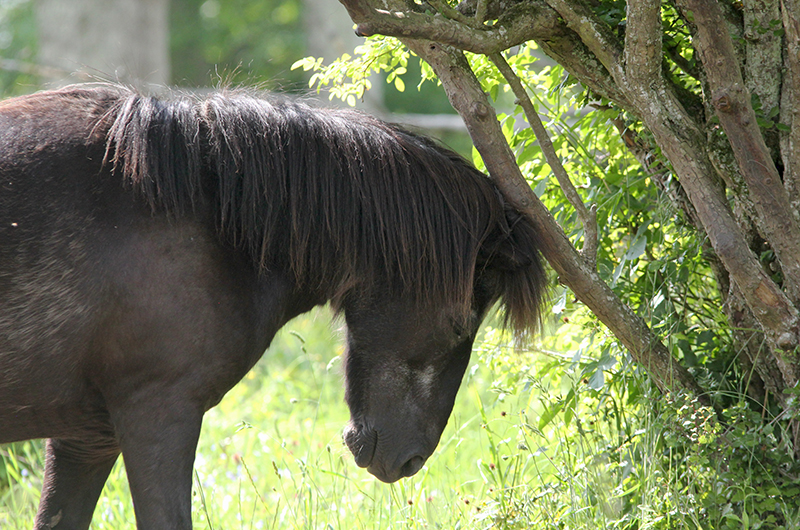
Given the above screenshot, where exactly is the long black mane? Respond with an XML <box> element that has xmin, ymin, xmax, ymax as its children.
<box><xmin>97</xmin><ymin>86</ymin><xmax>545</xmax><ymax>331</ymax></box>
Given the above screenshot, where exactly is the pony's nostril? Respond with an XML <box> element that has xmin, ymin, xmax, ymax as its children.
<box><xmin>400</xmin><ymin>455</ymin><xmax>425</xmax><ymax>478</ymax></box>
<box><xmin>344</xmin><ymin>423</ymin><xmax>377</xmax><ymax>468</ymax></box>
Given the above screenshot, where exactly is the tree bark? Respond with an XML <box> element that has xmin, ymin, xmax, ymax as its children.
<box><xmin>679</xmin><ymin>0</ymin><xmax>800</xmax><ymax>309</ymax></box>
<box><xmin>782</xmin><ymin>0</ymin><xmax>800</xmax><ymax>218</ymax></box>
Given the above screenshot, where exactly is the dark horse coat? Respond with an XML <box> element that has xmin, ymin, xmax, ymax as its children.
<box><xmin>0</xmin><ymin>86</ymin><xmax>547</xmax><ymax>529</ymax></box>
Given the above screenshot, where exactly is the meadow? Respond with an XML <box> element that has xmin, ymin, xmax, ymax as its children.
<box><xmin>2</xmin><ymin>306</ymin><xmax>797</xmax><ymax>529</ymax></box>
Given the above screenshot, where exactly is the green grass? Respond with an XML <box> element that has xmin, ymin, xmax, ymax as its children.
<box><xmin>1</xmin><ymin>309</ymin><xmax>548</xmax><ymax>529</ymax></box>
<box><xmin>4</xmin><ymin>307</ymin><xmax>800</xmax><ymax>529</ymax></box>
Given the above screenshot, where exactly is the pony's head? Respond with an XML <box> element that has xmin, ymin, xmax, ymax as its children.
<box><xmin>338</xmin><ymin>165</ymin><xmax>547</xmax><ymax>483</ymax></box>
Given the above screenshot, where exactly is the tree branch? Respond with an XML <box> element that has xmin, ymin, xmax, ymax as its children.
<box><xmin>624</xmin><ymin>0</ymin><xmax>662</xmax><ymax>84</ymax></box>
<box><xmin>583</xmin><ymin>0</ymin><xmax>800</xmax><ymax>386</ymax></box>
<box><xmin>743</xmin><ymin>0</ymin><xmax>782</xmax><ymax>119</ymax></box>
<box><xmin>338</xmin><ymin>0</ymin><xmax>564</xmax><ymax>55</ymax></box>
<box><xmin>456</xmin><ymin>0</ymin><xmax>520</xmax><ymax>21</ymax></box>
<box><xmin>489</xmin><ymin>51</ymin><xmax>598</xmax><ymax>267</ymax></box>
<box><xmin>425</xmin><ymin>0</ymin><xmax>483</xmax><ymax>28</ymax></box>
<box><xmin>401</xmin><ymin>37</ymin><xmax>707</xmax><ymax>400</ymax></box>
<box><xmin>658</xmin><ymin>121</ymin><xmax>800</xmax><ymax>386</ymax></box>
<box><xmin>629</xmin><ymin>86</ymin><xmax>800</xmax><ymax>386</ymax></box>
<box><xmin>543</xmin><ymin>0</ymin><xmax>626</xmax><ymax>82</ymax></box>
<box><xmin>473</xmin><ymin>0</ymin><xmax>489</xmax><ymax>23</ymax></box>
<box><xmin>534</xmin><ymin>36</ymin><xmax>635</xmax><ymax>113</ymax></box>
<box><xmin>337</xmin><ymin>0</ymin><xmax>800</xmax><ymax>392</ymax></box>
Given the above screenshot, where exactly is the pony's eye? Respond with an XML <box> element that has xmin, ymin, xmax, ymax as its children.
<box><xmin>451</xmin><ymin>320</ymin><xmax>467</xmax><ymax>341</ymax></box>
<box><xmin>450</xmin><ymin>310</ymin><xmax>479</xmax><ymax>342</ymax></box>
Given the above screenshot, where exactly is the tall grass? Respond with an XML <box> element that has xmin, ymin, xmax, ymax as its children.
<box><xmin>2</xmin><ymin>307</ymin><xmax>799</xmax><ymax>528</ymax></box>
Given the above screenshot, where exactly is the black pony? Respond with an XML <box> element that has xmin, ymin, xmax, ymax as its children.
<box><xmin>0</xmin><ymin>85</ymin><xmax>546</xmax><ymax>529</ymax></box>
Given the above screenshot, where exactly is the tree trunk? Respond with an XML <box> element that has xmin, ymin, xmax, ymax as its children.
<box><xmin>37</xmin><ymin>0</ymin><xmax>169</xmax><ymax>87</ymax></box>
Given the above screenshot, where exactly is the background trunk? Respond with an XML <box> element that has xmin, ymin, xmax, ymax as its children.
<box><xmin>36</xmin><ymin>0</ymin><xmax>169</xmax><ymax>87</ymax></box>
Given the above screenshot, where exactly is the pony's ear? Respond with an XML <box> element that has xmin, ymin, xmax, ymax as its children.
<box><xmin>479</xmin><ymin>205</ymin><xmax>548</xmax><ymax>335</ymax></box>
<box><xmin>481</xmin><ymin>207</ymin><xmax>538</xmax><ymax>271</ymax></box>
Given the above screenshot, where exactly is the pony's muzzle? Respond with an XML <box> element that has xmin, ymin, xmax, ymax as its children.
<box><xmin>344</xmin><ymin>421</ymin><xmax>429</xmax><ymax>482</ymax></box>
<box><xmin>398</xmin><ymin>454</ymin><xmax>425</xmax><ymax>478</ymax></box>
<box><xmin>366</xmin><ymin>452</ymin><xmax>427</xmax><ymax>483</ymax></box>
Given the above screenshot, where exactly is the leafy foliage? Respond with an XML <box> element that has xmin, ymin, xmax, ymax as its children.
<box><xmin>292</xmin><ymin>35</ymin><xmax>412</xmax><ymax>107</ymax></box>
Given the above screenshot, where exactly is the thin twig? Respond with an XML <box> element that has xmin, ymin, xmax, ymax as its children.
<box><xmin>426</xmin><ymin>0</ymin><xmax>484</xmax><ymax>28</ymax></box>
<box><xmin>489</xmin><ymin>51</ymin><xmax>598</xmax><ymax>268</ymax></box>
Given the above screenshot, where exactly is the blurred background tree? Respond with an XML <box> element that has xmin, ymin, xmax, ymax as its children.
<box><xmin>0</xmin><ymin>0</ymin><xmax>457</xmax><ymax>119</ymax></box>
<box><xmin>0</xmin><ymin>0</ymin><xmax>37</xmax><ymax>95</ymax></box>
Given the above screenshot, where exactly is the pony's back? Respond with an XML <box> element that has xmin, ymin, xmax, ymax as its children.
<box><xmin>0</xmin><ymin>85</ymin><xmax>547</xmax><ymax>334</ymax></box>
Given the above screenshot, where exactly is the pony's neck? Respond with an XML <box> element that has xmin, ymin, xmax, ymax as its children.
<box><xmin>253</xmin><ymin>268</ymin><xmax>329</xmax><ymax>339</ymax></box>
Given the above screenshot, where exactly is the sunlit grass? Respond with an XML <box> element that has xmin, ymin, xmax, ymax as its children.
<box><xmin>2</xmin><ymin>308</ymin><xmax>546</xmax><ymax>529</ymax></box>
<box><xmin>5</xmin><ymin>307</ymin><xmax>792</xmax><ymax>529</ymax></box>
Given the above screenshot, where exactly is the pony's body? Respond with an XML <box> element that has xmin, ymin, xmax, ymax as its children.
<box><xmin>0</xmin><ymin>86</ymin><xmax>545</xmax><ymax>529</ymax></box>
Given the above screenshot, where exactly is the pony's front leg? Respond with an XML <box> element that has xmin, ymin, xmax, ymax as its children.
<box><xmin>34</xmin><ymin>438</ymin><xmax>119</xmax><ymax>530</ymax></box>
<box><xmin>111</xmin><ymin>396</ymin><xmax>204</xmax><ymax>530</ymax></box>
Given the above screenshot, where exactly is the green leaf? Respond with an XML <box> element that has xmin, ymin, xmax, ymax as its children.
<box><xmin>539</xmin><ymin>401</ymin><xmax>564</xmax><ymax>430</ymax></box>
<box><xmin>624</xmin><ymin>234</ymin><xmax>647</xmax><ymax>262</ymax></box>
<box><xmin>532</xmin><ymin>177</ymin><xmax>548</xmax><ymax>197</ymax></box>
<box><xmin>588</xmin><ymin>367</ymin><xmax>605</xmax><ymax>390</ymax></box>
<box><xmin>757</xmin><ymin>117</ymin><xmax>775</xmax><ymax>129</ymax></box>
<box><xmin>563</xmin><ymin>388</ymin><xmax>576</xmax><ymax>425</ymax></box>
